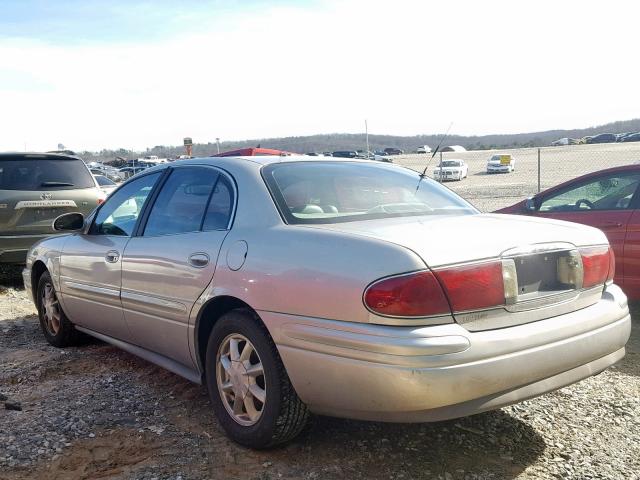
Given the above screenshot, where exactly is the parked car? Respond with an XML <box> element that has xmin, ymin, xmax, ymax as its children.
<box><xmin>0</xmin><ymin>152</ymin><xmax>104</xmax><ymax>264</ymax></box>
<box><xmin>588</xmin><ymin>133</ymin><xmax>617</xmax><ymax>144</ymax></box>
<box><xmin>384</xmin><ymin>147</ymin><xmax>404</xmax><ymax>155</ymax></box>
<box><xmin>93</xmin><ymin>174</ymin><xmax>118</xmax><ymax>196</ymax></box>
<box><xmin>486</xmin><ymin>154</ymin><xmax>515</xmax><ymax>173</ymax></box>
<box><xmin>622</xmin><ymin>133</ymin><xmax>640</xmax><ymax>143</ymax></box>
<box><xmin>615</xmin><ymin>132</ymin><xmax>633</xmax><ymax>142</ymax></box>
<box><xmin>331</xmin><ymin>150</ymin><xmax>359</xmax><ymax>158</ymax></box>
<box><xmin>433</xmin><ymin>159</ymin><xmax>468</xmax><ymax>181</ymax></box>
<box><xmin>23</xmin><ymin>157</ymin><xmax>630</xmax><ymax>449</ymax></box>
<box><xmin>415</xmin><ymin>145</ymin><xmax>432</xmax><ymax>154</ymax></box>
<box><xmin>118</xmin><ymin>166</ymin><xmax>148</xmax><ymax>179</ymax></box>
<box><xmin>496</xmin><ymin>164</ymin><xmax>640</xmax><ymax>299</ymax></box>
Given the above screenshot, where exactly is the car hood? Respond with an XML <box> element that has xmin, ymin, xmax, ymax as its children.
<box><xmin>304</xmin><ymin>213</ymin><xmax>607</xmax><ymax>267</ymax></box>
<box><xmin>434</xmin><ymin>167</ymin><xmax>463</xmax><ymax>172</ymax></box>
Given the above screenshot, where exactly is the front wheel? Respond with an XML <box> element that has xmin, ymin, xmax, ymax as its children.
<box><xmin>36</xmin><ymin>271</ymin><xmax>85</xmax><ymax>347</ymax></box>
<box><xmin>205</xmin><ymin>309</ymin><xmax>309</xmax><ymax>448</ymax></box>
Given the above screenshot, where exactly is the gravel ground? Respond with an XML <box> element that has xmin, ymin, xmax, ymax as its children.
<box><xmin>0</xmin><ymin>282</ymin><xmax>638</xmax><ymax>480</ymax></box>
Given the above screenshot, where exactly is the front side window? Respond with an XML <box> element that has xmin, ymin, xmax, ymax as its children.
<box><xmin>91</xmin><ymin>172</ymin><xmax>161</xmax><ymax>236</ymax></box>
<box><xmin>539</xmin><ymin>174</ymin><xmax>640</xmax><ymax>212</ymax></box>
<box><xmin>263</xmin><ymin>162</ymin><xmax>477</xmax><ymax>224</ymax></box>
<box><xmin>144</xmin><ymin>167</ymin><xmax>219</xmax><ymax>236</ymax></box>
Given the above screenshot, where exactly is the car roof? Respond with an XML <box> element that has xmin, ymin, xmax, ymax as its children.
<box><xmin>0</xmin><ymin>152</ymin><xmax>83</xmax><ymax>161</ymax></box>
<box><xmin>172</xmin><ymin>155</ymin><xmax>378</xmax><ymax>167</ymax></box>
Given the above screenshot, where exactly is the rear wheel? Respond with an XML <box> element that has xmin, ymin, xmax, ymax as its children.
<box><xmin>205</xmin><ymin>309</ymin><xmax>309</xmax><ymax>448</ymax></box>
<box><xmin>36</xmin><ymin>271</ymin><xmax>85</xmax><ymax>347</ymax></box>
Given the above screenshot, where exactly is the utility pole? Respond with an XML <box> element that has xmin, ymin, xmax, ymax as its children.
<box><xmin>216</xmin><ymin>138</ymin><xmax>220</xmax><ymax>154</ymax></box>
<box><xmin>365</xmin><ymin>120</ymin><xmax>369</xmax><ymax>154</ymax></box>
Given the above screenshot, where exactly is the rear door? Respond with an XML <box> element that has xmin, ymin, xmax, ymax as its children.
<box><xmin>533</xmin><ymin>171</ymin><xmax>640</xmax><ymax>289</ymax></box>
<box><xmin>0</xmin><ymin>154</ymin><xmax>101</xmax><ymax>235</ymax></box>
<box><xmin>120</xmin><ymin>166</ymin><xmax>235</xmax><ymax>366</ymax></box>
<box><xmin>59</xmin><ymin>172</ymin><xmax>163</xmax><ymax>340</ymax></box>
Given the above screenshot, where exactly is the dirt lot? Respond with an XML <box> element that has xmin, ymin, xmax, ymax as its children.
<box><xmin>1</xmin><ymin>283</ymin><xmax>638</xmax><ymax>480</ymax></box>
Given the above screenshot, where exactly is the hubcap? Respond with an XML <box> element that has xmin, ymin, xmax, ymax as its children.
<box><xmin>216</xmin><ymin>333</ymin><xmax>266</xmax><ymax>426</ymax></box>
<box><xmin>41</xmin><ymin>282</ymin><xmax>61</xmax><ymax>336</ymax></box>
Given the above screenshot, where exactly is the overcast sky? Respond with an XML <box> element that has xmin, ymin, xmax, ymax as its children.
<box><xmin>1</xmin><ymin>0</ymin><xmax>638</xmax><ymax>152</ymax></box>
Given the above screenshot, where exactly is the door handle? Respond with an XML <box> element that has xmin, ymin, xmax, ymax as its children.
<box><xmin>597</xmin><ymin>222</ymin><xmax>623</xmax><ymax>229</ymax></box>
<box><xmin>105</xmin><ymin>250</ymin><xmax>120</xmax><ymax>263</ymax></box>
<box><xmin>188</xmin><ymin>253</ymin><xmax>210</xmax><ymax>268</ymax></box>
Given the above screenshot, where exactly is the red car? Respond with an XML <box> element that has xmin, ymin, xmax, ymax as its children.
<box><xmin>497</xmin><ymin>165</ymin><xmax>640</xmax><ymax>300</ymax></box>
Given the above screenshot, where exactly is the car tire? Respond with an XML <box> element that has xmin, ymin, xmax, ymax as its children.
<box><xmin>205</xmin><ymin>309</ymin><xmax>309</xmax><ymax>448</ymax></box>
<box><xmin>36</xmin><ymin>271</ymin><xmax>86</xmax><ymax>348</ymax></box>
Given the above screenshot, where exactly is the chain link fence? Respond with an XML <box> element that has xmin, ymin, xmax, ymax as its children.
<box><xmin>395</xmin><ymin>142</ymin><xmax>640</xmax><ymax>212</ymax></box>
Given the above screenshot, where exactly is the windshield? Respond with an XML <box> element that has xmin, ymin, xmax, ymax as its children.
<box><xmin>263</xmin><ymin>162</ymin><xmax>477</xmax><ymax>224</ymax></box>
<box><xmin>0</xmin><ymin>157</ymin><xmax>95</xmax><ymax>190</ymax></box>
<box><xmin>440</xmin><ymin>161</ymin><xmax>461</xmax><ymax>167</ymax></box>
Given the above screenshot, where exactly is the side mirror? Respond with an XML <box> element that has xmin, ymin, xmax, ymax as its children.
<box><xmin>524</xmin><ymin>197</ymin><xmax>537</xmax><ymax>211</ymax></box>
<box><xmin>53</xmin><ymin>212</ymin><xmax>85</xmax><ymax>231</ymax></box>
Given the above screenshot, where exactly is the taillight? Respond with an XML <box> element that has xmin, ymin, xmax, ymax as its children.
<box><xmin>364</xmin><ymin>271</ymin><xmax>450</xmax><ymax>317</ymax></box>
<box><xmin>580</xmin><ymin>246</ymin><xmax>614</xmax><ymax>288</ymax></box>
<box><xmin>434</xmin><ymin>261</ymin><xmax>505</xmax><ymax>312</ymax></box>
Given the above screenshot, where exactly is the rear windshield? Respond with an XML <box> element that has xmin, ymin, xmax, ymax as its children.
<box><xmin>262</xmin><ymin>161</ymin><xmax>477</xmax><ymax>224</ymax></box>
<box><xmin>0</xmin><ymin>158</ymin><xmax>95</xmax><ymax>190</ymax></box>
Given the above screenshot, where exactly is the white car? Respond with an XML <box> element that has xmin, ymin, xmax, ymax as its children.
<box><xmin>415</xmin><ymin>145</ymin><xmax>432</xmax><ymax>154</ymax></box>
<box><xmin>487</xmin><ymin>154</ymin><xmax>515</xmax><ymax>173</ymax></box>
<box><xmin>433</xmin><ymin>159</ymin><xmax>468</xmax><ymax>181</ymax></box>
<box><xmin>92</xmin><ymin>174</ymin><xmax>118</xmax><ymax>196</ymax></box>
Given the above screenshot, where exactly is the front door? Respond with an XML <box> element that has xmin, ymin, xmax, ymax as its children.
<box><xmin>59</xmin><ymin>172</ymin><xmax>162</xmax><ymax>339</ymax></box>
<box><xmin>532</xmin><ymin>171</ymin><xmax>640</xmax><ymax>291</ymax></box>
<box><xmin>120</xmin><ymin>166</ymin><xmax>235</xmax><ymax>366</ymax></box>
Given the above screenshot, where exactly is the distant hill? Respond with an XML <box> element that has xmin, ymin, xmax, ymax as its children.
<box><xmin>80</xmin><ymin>118</ymin><xmax>640</xmax><ymax>162</ymax></box>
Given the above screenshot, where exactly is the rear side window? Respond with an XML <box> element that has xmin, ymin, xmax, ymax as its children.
<box><xmin>203</xmin><ymin>176</ymin><xmax>233</xmax><ymax>231</ymax></box>
<box><xmin>0</xmin><ymin>158</ymin><xmax>95</xmax><ymax>190</ymax></box>
<box><xmin>144</xmin><ymin>167</ymin><xmax>219</xmax><ymax>236</ymax></box>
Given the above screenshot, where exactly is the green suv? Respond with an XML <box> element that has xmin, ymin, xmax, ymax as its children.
<box><xmin>0</xmin><ymin>152</ymin><xmax>104</xmax><ymax>264</ymax></box>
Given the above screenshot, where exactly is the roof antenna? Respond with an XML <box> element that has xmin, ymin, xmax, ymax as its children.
<box><xmin>416</xmin><ymin>122</ymin><xmax>453</xmax><ymax>191</ymax></box>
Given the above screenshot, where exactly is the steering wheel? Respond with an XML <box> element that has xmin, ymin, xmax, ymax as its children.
<box><xmin>575</xmin><ymin>199</ymin><xmax>595</xmax><ymax>210</ymax></box>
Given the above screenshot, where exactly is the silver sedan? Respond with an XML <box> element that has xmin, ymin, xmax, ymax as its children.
<box><xmin>23</xmin><ymin>156</ymin><xmax>630</xmax><ymax>448</ymax></box>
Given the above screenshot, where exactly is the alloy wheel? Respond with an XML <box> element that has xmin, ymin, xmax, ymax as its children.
<box><xmin>216</xmin><ymin>333</ymin><xmax>266</xmax><ymax>426</ymax></box>
<box><xmin>42</xmin><ymin>282</ymin><xmax>62</xmax><ymax>336</ymax></box>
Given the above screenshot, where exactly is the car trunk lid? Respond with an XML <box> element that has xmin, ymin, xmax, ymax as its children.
<box><xmin>306</xmin><ymin>213</ymin><xmax>609</xmax><ymax>329</ymax></box>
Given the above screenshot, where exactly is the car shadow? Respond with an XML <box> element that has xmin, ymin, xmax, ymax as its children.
<box><xmin>283</xmin><ymin>411</ymin><xmax>545</xmax><ymax>479</ymax></box>
<box><xmin>612</xmin><ymin>302</ymin><xmax>640</xmax><ymax>378</ymax></box>
<box><xmin>0</xmin><ymin>265</ymin><xmax>24</xmax><ymax>288</ymax></box>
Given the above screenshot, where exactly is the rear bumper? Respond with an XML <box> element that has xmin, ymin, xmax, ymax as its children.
<box><xmin>262</xmin><ymin>284</ymin><xmax>630</xmax><ymax>422</ymax></box>
<box><xmin>0</xmin><ymin>234</ymin><xmax>54</xmax><ymax>264</ymax></box>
